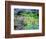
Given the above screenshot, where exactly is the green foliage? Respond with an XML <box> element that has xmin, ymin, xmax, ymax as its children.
<box><xmin>20</xmin><ymin>11</ymin><xmax>39</xmax><ymax>29</ymax></box>
<box><xmin>14</xmin><ymin>11</ymin><xmax>39</xmax><ymax>30</ymax></box>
